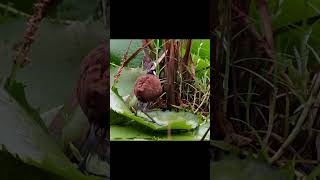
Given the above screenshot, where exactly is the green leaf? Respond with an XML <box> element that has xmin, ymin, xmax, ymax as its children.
<box><xmin>110</xmin><ymin>89</ymin><xmax>200</xmax><ymax>131</ymax></box>
<box><xmin>5</xmin><ymin>79</ymin><xmax>48</xmax><ymax>132</ymax></box>
<box><xmin>110</xmin><ymin>66</ymin><xmax>145</xmax><ymax>96</ymax></box>
<box><xmin>41</xmin><ymin>104</ymin><xmax>109</xmax><ymax>178</ymax></box>
<box><xmin>271</xmin><ymin>0</ymin><xmax>320</xmax><ymax>30</ymax></box>
<box><xmin>190</xmin><ymin>39</ymin><xmax>210</xmax><ymax>60</ymax></box>
<box><xmin>110</xmin><ymin>39</ymin><xmax>144</xmax><ymax>67</ymax></box>
<box><xmin>307</xmin><ymin>163</ymin><xmax>320</xmax><ymax>179</ymax></box>
<box><xmin>0</xmin><ymin>147</ymin><xmax>67</xmax><ymax>180</ymax></box>
<box><xmin>0</xmin><ymin>87</ymin><xmax>101</xmax><ymax>180</ymax></box>
<box><xmin>0</xmin><ymin>18</ymin><xmax>104</xmax><ymax>113</ymax></box>
<box><xmin>211</xmin><ymin>155</ymin><xmax>289</xmax><ymax>180</ymax></box>
<box><xmin>111</xmin><ymin>125</ymin><xmax>201</xmax><ymax>141</ymax></box>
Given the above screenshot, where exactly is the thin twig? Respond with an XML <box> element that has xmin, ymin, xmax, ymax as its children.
<box><xmin>270</xmin><ymin>96</ymin><xmax>314</xmax><ymax>163</ymax></box>
<box><xmin>263</xmin><ymin>88</ymin><xmax>277</xmax><ymax>145</ymax></box>
<box><xmin>195</xmin><ymin>86</ymin><xmax>210</xmax><ymax>113</ymax></box>
<box><xmin>114</xmin><ymin>40</ymin><xmax>154</xmax><ymax>82</ymax></box>
<box><xmin>0</xmin><ymin>2</ymin><xmax>76</xmax><ymax>25</ymax></box>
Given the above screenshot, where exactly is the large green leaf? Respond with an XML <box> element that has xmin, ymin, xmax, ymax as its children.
<box><xmin>0</xmin><ymin>88</ymin><xmax>101</xmax><ymax>180</ymax></box>
<box><xmin>110</xmin><ymin>84</ymin><xmax>200</xmax><ymax>131</ymax></box>
<box><xmin>0</xmin><ymin>17</ymin><xmax>106</xmax><ymax>179</ymax></box>
<box><xmin>0</xmin><ymin>147</ymin><xmax>67</xmax><ymax>180</ymax></box>
<box><xmin>111</xmin><ymin>125</ymin><xmax>201</xmax><ymax>141</ymax></box>
<box><xmin>111</xmin><ymin>108</ymin><xmax>209</xmax><ymax>141</ymax></box>
<box><xmin>41</xmin><ymin>103</ymin><xmax>110</xmax><ymax>178</ymax></box>
<box><xmin>0</xmin><ymin>18</ymin><xmax>104</xmax><ymax>113</ymax></box>
<box><xmin>271</xmin><ymin>0</ymin><xmax>320</xmax><ymax>30</ymax></box>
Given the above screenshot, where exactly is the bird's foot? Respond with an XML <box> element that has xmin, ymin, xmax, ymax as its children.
<box><xmin>78</xmin><ymin>155</ymin><xmax>88</xmax><ymax>174</ymax></box>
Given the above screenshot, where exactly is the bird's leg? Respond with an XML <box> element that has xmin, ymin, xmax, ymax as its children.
<box><xmin>79</xmin><ymin>123</ymin><xmax>99</xmax><ymax>173</ymax></box>
<box><xmin>134</xmin><ymin>102</ymin><xmax>165</xmax><ymax>126</ymax></box>
<box><xmin>94</xmin><ymin>127</ymin><xmax>110</xmax><ymax>163</ymax></box>
<box><xmin>104</xmin><ymin>129</ymin><xmax>110</xmax><ymax>164</ymax></box>
<box><xmin>141</xmin><ymin>106</ymin><xmax>166</xmax><ymax>126</ymax></box>
<box><xmin>134</xmin><ymin>101</ymin><xmax>147</xmax><ymax>115</ymax></box>
<box><xmin>78</xmin><ymin>124</ymin><xmax>110</xmax><ymax>178</ymax></box>
<box><xmin>140</xmin><ymin>109</ymin><xmax>160</xmax><ymax>125</ymax></box>
<box><xmin>141</xmin><ymin>102</ymin><xmax>148</xmax><ymax>112</ymax></box>
<box><xmin>134</xmin><ymin>101</ymin><xmax>141</xmax><ymax>116</ymax></box>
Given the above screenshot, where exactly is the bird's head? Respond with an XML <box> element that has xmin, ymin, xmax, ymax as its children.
<box><xmin>147</xmin><ymin>68</ymin><xmax>156</xmax><ymax>75</ymax></box>
<box><xmin>147</xmin><ymin>62</ymin><xmax>157</xmax><ymax>75</ymax></box>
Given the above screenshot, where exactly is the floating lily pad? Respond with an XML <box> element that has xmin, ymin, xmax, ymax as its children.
<box><xmin>110</xmin><ymin>89</ymin><xmax>200</xmax><ymax>131</ymax></box>
<box><xmin>111</xmin><ymin>125</ymin><xmax>201</xmax><ymax>141</ymax></box>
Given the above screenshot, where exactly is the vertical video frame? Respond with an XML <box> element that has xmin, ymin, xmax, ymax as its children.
<box><xmin>110</xmin><ymin>39</ymin><xmax>210</xmax><ymax>141</ymax></box>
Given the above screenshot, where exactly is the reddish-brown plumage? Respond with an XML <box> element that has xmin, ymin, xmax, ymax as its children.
<box><xmin>77</xmin><ymin>42</ymin><xmax>108</xmax><ymax>130</ymax></box>
<box><xmin>134</xmin><ymin>74</ymin><xmax>162</xmax><ymax>102</ymax></box>
<box><xmin>75</xmin><ymin>42</ymin><xmax>110</xmax><ymax>171</ymax></box>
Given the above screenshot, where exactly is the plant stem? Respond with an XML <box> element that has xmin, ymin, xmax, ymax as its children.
<box><xmin>270</xmin><ymin>96</ymin><xmax>313</xmax><ymax>163</ymax></box>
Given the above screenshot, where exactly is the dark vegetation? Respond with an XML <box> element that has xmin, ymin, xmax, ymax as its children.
<box><xmin>211</xmin><ymin>0</ymin><xmax>320</xmax><ymax>179</ymax></box>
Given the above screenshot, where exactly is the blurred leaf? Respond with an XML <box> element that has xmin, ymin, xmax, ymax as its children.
<box><xmin>308</xmin><ymin>163</ymin><xmax>320</xmax><ymax>179</ymax></box>
<box><xmin>41</xmin><ymin>103</ymin><xmax>109</xmax><ymax>178</ymax></box>
<box><xmin>5</xmin><ymin>80</ymin><xmax>47</xmax><ymax>132</ymax></box>
<box><xmin>61</xmin><ymin>105</ymin><xmax>88</xmax><ymax>144</ymax></box>
<box><xmin>0</xmin><ymin>18</ymin><xmax>104</xmax><ymax>113</ymax></box>
<box><xmin>56</xmin><ymin>0</ymin><xmax>98</xmax><ymax>20</ymax></box>
<box><xmin>0</xmin><ymin>147</ymin><xmax>67</xmax><ymax>180</ymax></box>
<box><xmin>210</xmin><ymin>140</ymin><xmax>241</xmax><ymax>155</ymax></box>
<box><xmin>271</xmin><ymin>0</ymin><xmax>320</xmax><ymax>30</ymax></box>
<box><xmin>211</xmin><ymin>155</ymin><xmax>289</xmax><ymax>180</ymax></box>
<box><xmin>0</xmin><ymin>87</ymin><xmax>101</xmax><ymax>180</ymax></box>
<box><xmin>110</xmin><ymin>83</ymin><xmax>200</xmax><ymax>131</ymax></box>
<box><xmin>0</xmin><ymin>0</ymin><xmax>36</xmax><ymax>14</ymax></box>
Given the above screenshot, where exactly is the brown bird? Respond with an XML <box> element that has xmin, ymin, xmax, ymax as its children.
<box><xmin>76</xmin><ymin>42</ymin><xmax>109</xmax><ymax>175</ymax></box>
<box><xmin>134</xmin><ymin>69</ymin><xmax>162</xmax><ymax>103</ymax></box>
<box><xmin>133</xmin><ymin>68</ymin><xmax>163</xmax><ymax>125</ymax></box>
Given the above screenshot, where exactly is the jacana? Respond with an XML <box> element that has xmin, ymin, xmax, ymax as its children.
<box><xmin>133</xmin><ymin>68</ymin><xmax>163</xmax><ymax>125</ymax></box>
<box><xmin>76</xmin><ymin>42</ymin><xmax>109</xmax><ymax>174</ymax></box>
